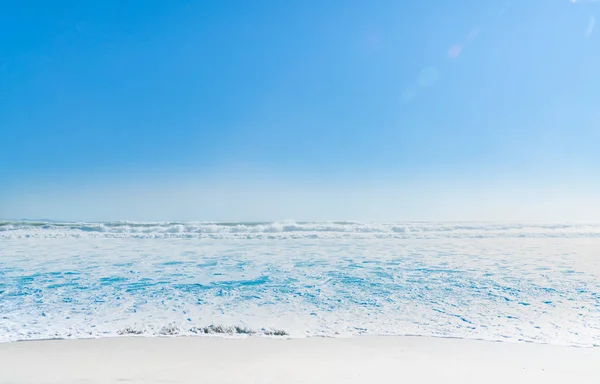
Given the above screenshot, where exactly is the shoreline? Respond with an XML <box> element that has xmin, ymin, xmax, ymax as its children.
<box><xmin>4</xmin><ymin>332</ymin><xmax>600</xmax><ymax>348</ymax></box>
<box><xmin>1</xmin><ymin>335</ymin><xmax>599</xmax><ymax>383</ymax></box>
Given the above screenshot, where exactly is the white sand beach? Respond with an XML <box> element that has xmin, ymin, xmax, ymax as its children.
<box><xmin>1</xmin><ymin>336</ymin><xmax>598</xmax><ymax>384</ymax></box>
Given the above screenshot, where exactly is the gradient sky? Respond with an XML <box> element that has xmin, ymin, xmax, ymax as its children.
<box><xmin>1</xmin><ymin>0</ymin><xmax>599</xmax><ymax>222</ymax></box>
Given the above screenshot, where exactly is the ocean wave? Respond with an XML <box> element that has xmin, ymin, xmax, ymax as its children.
<box><xmin>0</xmin><ymin>324</ymin><xmax>290</xmax><ymax>343</ymax></box>
<box><xmin>121</xmin><ymin>324</ymin><xmax>288</xmax><ymax>337</ymax></box>
<box><xmin>2</xmin><ymin>220</ymin><xmax>600</xmax><ymax>239</ymax></box>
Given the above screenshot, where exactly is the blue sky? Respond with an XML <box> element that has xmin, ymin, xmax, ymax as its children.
<box><xmin>1</xmin><ymin>0</ymin><xmax>599</xmax><ymax>221</ymax></box>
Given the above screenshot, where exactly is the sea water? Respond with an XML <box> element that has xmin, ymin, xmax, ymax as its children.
<box><xmin>1</xmin><ymin>221</ymin><xmax>599</xmax><ymax>345</ymax></box>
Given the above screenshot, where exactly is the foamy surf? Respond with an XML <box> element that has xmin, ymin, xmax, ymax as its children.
<box><xmin>2</xmin><ymin>220</ymin><xmax>600</xmax><ymax>239</ymax></box>
<box><xmin>1</xmin><ymin>221</ymin><xmax>599</xmax><ymax>345</ymax></box>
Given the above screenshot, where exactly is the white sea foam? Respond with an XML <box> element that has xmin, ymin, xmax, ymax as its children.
<box><xmin>2</xmin><ymin>221</ymin><xmax>600</xmax><ymax>239</ymax></box>
<box><xmin>1</xmin><ymin>222</ymin><xmax>599</xmax><ymax>345</ymax></box>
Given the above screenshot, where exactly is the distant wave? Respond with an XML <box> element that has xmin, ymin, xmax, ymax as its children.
<box><xmin>2</xmin><ymin>220</ymin><xmax>600</xmax><ymax>239</ymax></box>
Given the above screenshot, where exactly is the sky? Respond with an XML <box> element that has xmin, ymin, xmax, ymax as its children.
<box><xmin>1</xmin><ymin>0</ymin><xmax>599</xmax><ymax>222</ymax></box>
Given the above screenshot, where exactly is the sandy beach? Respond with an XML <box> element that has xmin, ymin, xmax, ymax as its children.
<box><xmin>1</xmin><ymin>336</ymin><xmax>598</xmax><ymax>383</ymax></box>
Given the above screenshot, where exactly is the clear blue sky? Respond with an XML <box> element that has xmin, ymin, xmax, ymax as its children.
<box><xmin>1</xmin><ymin>0</ymin><xmax>599</xmax><ymax>221</ymax></box>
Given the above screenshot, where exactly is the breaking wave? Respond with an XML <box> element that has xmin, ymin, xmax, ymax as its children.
<box><xmin>2</xmin><ymin>220</ymin><xmax>600</xmax><ymax>239</ymax></box>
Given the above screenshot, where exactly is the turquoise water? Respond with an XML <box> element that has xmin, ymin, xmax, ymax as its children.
<box><xmin>1</xmin><ymin>222</ymin><xmax>599</xmax><ymax>345</ymax></box>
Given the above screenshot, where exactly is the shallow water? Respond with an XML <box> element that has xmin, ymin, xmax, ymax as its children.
<box><xmin>1</xmin><ymin>222</ymin><xmax>599</xmax><ymax>345</ymax></box>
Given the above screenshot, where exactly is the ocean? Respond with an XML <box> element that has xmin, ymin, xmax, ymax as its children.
<box><xmin>1</xmin><ymin>221</ymin><xmax>599</xmax><ymax>345</ymax></box>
